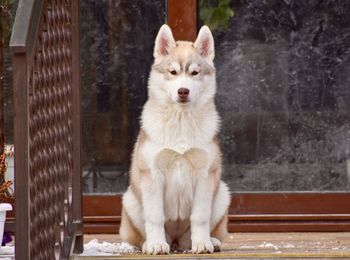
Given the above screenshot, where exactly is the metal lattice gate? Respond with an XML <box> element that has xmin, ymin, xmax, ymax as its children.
<box><xmin>10</xmin><ymin>0</ymin><xmax>83</xmax><ymax>259</ymax></box>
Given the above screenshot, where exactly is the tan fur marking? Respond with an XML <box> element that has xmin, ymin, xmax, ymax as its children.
<box><xmin>210</xmin><ymin>136</ymin><xmax>222</xmax><ymax>195</ymax></box>
<box><xmin>129</xmin><ymin>129</ymin><xmax>150</xmax><ymax>203</ymax></box>
<box><xmin>120</xmin><ymin>207</ymin><xmax>144</xmax><ymax>248</ymax></box>
<box><xmin>129</xmin><ymin>183</ymin><xmax>141</xmax><ymax>205</ymax></box>
<box><xmin>173</xmin><ymin>41</ymin><xmax>194</xmax><ymax>64</ymax></box>
<box><xmin>152</xmin><ymin>40</ymin><xmax>215</xmax><ymax>77</ymax></box>
<box><xmin>210</xmin><ymin>210</ymin><xmax>228</xmax><ymax>241</ymax></box>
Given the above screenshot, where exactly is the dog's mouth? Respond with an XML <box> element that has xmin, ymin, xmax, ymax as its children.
<box><xmin>178</xmin><ymin>97</ymin><xmax>189</xmax><ymax>103</ymax></box>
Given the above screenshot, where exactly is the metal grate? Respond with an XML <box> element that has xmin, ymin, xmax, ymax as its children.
<box><xmin>10</xmin><ymin>0</ymin><xmax>82</xmax><ymax>259</ymax></box>
<box><xmin>28</xmin><ymin>1</ymin><xmax>73</xmax><ymax>259</ymax></box>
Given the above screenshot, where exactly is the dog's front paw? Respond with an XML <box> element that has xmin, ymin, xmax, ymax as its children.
<box><xmin>142</xmin><ymin>241</ymin><xmax>170</xmax><ymax>255</ymax></box>
<box><xmin>192</xmin><ymin>240</ymin><xmax>214</xmax><ymax>254</ymax></box>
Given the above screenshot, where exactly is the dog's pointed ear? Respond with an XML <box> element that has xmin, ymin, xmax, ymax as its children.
<box><xmin>154</xmin><ymin>24</ymin><xmax>176</xmax><ymax>59</ymax></box>
<box><xmin>194</xmin><ymin>26</ymin><xmax>215</xmax><ymax>60</ymax></box>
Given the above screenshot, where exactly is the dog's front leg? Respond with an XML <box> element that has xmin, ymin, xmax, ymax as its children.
<box><xmin>190</xmin><ymin>173</ymin><xmax>215</xmax><ymax>254</ymax></box>
<box><xmin>141</xmin><ymin>173</ymin><xmax>170</xmax><ymax>255</ymax></box>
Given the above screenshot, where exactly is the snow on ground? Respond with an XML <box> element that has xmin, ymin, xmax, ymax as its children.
<box><xmin>79</xmin><ymin>239</ymin><xmax>140</xmax><ymax>256</ymax></box>
<box><xmin>257</xmin><ymin>242</ymin><xmax>279</xmax><ymax>250</ymax></box>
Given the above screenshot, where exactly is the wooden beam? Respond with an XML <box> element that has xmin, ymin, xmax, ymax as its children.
<box><xmin>167</xmin><ymin>0</ymin><xmax>197</xmax><ymax>41</ymax></box>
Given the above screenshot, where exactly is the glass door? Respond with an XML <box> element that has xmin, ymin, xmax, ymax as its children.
<box><xmin>207</xmin><ymin>0</ymin><xmax>350</xmax><ymax>192</ymax></box>
<box><xmin>80</xmin><ymin>0</ymin><xmax>350</xmax><ymax>233</ymax></box>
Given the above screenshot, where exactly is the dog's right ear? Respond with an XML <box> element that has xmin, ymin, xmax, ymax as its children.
<box><xmin>154</xmin><ymin>24</ymin><xmax>176</xmax><ymax>59</ymax></box>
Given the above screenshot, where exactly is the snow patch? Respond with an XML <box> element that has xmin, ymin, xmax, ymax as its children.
<box><xmin>283</xmin><ymin>243</ymin><xmax>296</xmax><ymax>248</ymax></box>
<box><xmin>258</xmin><ymin>242</ymin><xmax>279</xmax><ymax>250</ymax></box>
<box><xmin>79</xmin><ymin>239</ymin><xmax>140</xmax><ymax>256</ymax></box>
<box><xmin>238</xmin><ymin>245</ymin><xmax>256</xmax><ymax>249</ymax></box>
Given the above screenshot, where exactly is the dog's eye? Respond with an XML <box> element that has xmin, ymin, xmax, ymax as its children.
<box><xmin>191</xmin><ymin>71</ymin><xmax>199</xmax><ymax>76</ymax></box>
<box><xmin>170</xmin><ymin>70</ymin><xmax>177</xmax><ymax>75</ymax></box>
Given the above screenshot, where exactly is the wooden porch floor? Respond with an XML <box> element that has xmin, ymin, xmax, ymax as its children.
<box><xmin>72</xmin><ymin>232</ymin><xmax>350</xmax><ymax>259</ymax></box>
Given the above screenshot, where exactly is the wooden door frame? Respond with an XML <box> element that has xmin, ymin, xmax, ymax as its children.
<box><xmin>82</xmin><ymin>0</ymin><xmax>350</xmax><ymax>234</ymax></box>
<box><xmin>5</xmin><ymin>0</ymin><xmax>348</xmax><ymax>242</ymax></box>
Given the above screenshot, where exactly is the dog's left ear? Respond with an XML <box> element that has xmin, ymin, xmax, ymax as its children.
<box><xmin>194</xmin><ymin>26</ymin><xmax>215</xmax><ymax>60</ymax></box>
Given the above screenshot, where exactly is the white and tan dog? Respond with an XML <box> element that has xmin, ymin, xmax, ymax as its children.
<box><xmin>120</xmin><ymin>24</ymin><xmax>230</xmax><ymax>255</ymax></box>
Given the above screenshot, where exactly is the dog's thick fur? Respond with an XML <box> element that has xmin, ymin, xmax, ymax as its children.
<box><xmin>119</xmin><ymin>25</ymin><xmax>230</xmax><ymax>255</ymax></box>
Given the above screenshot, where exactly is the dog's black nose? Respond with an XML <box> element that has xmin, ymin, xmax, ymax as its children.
<box><xmin>178</xmin><ymin>88</ymin><xmax>190</xmax><ymax>99</ymax></box>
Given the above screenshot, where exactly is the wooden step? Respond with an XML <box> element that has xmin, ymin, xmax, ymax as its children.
<box><xmin>72</xmin><ymin>232</ymin><xmax>350</xmax><ymax>259</ymax></box>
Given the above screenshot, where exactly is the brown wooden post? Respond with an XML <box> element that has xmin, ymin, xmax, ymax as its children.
<box><xmin>12</xmin><ymin>53</ymin><xmax>30</xmax><ymax>260</ymax></box>
<box><xmin>167</xmin><ymin>0</ymin><xmax>197</xmax><ymax>41</ymax></box>
<box><xmin>71</xmin><ymin>0</ymin><xmax>84</xmax><ymax>254</ymax></box>
<box><xmin>10</xmin><ymin>1</ymin><xmax>35</xmax><ymax>258</ymax></box>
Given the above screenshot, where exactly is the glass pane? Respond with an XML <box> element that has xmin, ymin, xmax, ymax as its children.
<box><xmin>81</xmin><ymin>0</ymin><xmax>166</xmax><ymax>194</ymax></box>
<box><xmin>199</xmin><ymin>0</ymin><xmax>350</xmax><ymax>191</ymax></box>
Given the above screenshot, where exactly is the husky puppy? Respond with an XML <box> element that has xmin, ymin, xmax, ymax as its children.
<box><xmin>119</xmin><ymin>24</ymin><xmax>230</xmax><ymax>255</ymax></box>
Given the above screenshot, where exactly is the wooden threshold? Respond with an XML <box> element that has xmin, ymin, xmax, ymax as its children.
<box><xmin>82</xmin><ymin>193</ymin><xmax>350</xmax><ymax>233</ymax></box>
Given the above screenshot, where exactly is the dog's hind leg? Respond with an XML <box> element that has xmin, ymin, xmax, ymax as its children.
<box><xmin>210</xmin><ymin>181</ymin><xmax>230</xmax><ymax>252</ymax></box>
<box><xmin>210</xmin><ymin>212</ymin><xmax>228</xmax><ymax>251</ymax></box>
<box><xmin>119</xmin><ymin>188</ymin><xmax>145</xmax><ymax>248</ymax></box>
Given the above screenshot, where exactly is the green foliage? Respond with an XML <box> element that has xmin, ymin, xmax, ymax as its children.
<box><xmin>199</xmin><ymin>0</ymin><xmax>234</xmax><ymax>31</ymax></box>
<box><xmin>0</xmin><ymin>0</ymin><xmax>14</xmax><ymax>45</ymax></box>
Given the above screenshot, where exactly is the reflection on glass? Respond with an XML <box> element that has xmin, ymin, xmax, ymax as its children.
<box><xmin>81</xmin><ymin>0</ymin><xmax>350</xmax><ymax>194</ymax></box>
<box><xmin>81</xmin><ymin>0</ymin><xmax>165</xmax><ymax>194</ymax></box>
<box><xmin>208</xmin><ymin>1</ymin><xmax>350</xmax><ymax>191</ymax></box>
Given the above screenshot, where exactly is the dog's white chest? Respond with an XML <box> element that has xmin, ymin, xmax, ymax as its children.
<box><xmin>152</xmin><ymin>147</ymin><xmax>209</xmax><ymax>221</ymax></box>
<box><xmin>163</xmin><ymin>155</ymin><xmax>194</xmax><ymax>221</ymax></box>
